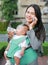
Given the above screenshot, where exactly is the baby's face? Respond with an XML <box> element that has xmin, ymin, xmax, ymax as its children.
<box><xmin>16</xmin><ymin>26</ymin><xmax>28</xmax><ymax>35</ymax></box>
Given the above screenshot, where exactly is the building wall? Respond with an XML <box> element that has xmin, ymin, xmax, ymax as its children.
<box><xmin>17</xmin><ymin>0</ymin><xmax>46</xmax><ymax>17</ymax></box>
<box><xmin>17</xmin><ymin>0</ymin><xmax>39</xmax><ymax>17</ymax></box>
<box><xmin>14</xmin><ymin>0</ymin><xmax>48</xmax><ymax>23</ymax></box>
<box><xmin>0</xmin><ymin>0</ymin><xmax>48</xmax><ymax>23</ymax></box>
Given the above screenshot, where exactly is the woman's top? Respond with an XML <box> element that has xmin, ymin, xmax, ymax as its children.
<box><xmin>27</xmin><ymin>29</ymin><xmax>42</xmax><ymax>50</ymax></box>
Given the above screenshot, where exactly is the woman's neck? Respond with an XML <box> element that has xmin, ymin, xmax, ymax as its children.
<box><xmin>27</xmin><ymin>22</ymin><xmax>32</xmax><ymax>25</ymax></box>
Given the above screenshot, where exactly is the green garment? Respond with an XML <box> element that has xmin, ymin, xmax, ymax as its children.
<box><xmin>20</xmin><ymin>48</ymin><xmax>37</xmax><ymax>65</ymax></box>
<box><xmin>10</xmin><ymin>48</ymin><xmax>37</xmax><ymax>65</ymax></box>
<box><xmin>7</xmin><ymin>36</ymin><xmax>30</xmax><ymax>58</ymax></box>
<box><xmin>7</xmin><ymin>36</ymin><xmax>38</xmax><ymax>65</ymax></box>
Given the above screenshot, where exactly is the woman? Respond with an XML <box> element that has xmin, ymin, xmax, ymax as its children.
<box><xmin>25</xmin><ymin>4</ymin><xmax>46</xmax><ymax>52</ymax></box>
<box><xmin>9</xmin><ymin>4</ymin><xmax>46</xmax><ymax>65</ymax></box>
<box><xmin>20</xmin><ymin>4</ymin><xmax>45</xmax><ymax>65</ymax></box>
<box><xmin>26</xmin><ymin>4</ymin><xmax>46</xmax><ymax>64</ymax></box>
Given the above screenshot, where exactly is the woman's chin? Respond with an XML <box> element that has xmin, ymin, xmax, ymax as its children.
<box><xmin>26</xmin><ymin>19</ymin><xmax>32</xmax><ymax>23</ymax></box>
<box><xmin>27</xmin><ymin>20</ymin><xmax>32</xmax><ymax>23</ymax></box>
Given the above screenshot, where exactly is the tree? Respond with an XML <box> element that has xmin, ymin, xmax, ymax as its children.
<box><xmin>1</xmin><ymin>0</ymin><xmax>18</xmax><ymax>22</ymax></box>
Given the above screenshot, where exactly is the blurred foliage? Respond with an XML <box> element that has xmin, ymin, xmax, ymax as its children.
<box><xmin>1</xmin><ymin>0</ymin><xmax>18</xmax><ymax>21</ymax></box>
<box><xmin>0</xmin><ymin>21</ymin><xmax>22</xmax><ymax>34</ymax></box>
<box><xmin>0</xmin><ymin>42</ymin><xmax>8</xmax><ymax>58</ymax></box>
<box><xmin>11</xmin><ymin>22</ymin><xmax>22</xmax><ymax>28</ymax></box>
<box><xmin>0</xmin><ymin>22</ymin><xmax>9</xmax><ymax>31</ymax></box>
<box><xmin>42</xmin><ymin>41</ymin><xmax>48</xmax><ymax>55</ymax></box>
<box><xmin>0</xmin><ymin>31</ymin><xmax>7</xmax><ymax>34</ymax></box>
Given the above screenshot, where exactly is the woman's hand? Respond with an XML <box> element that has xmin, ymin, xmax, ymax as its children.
<box><xmin>29</xmin><ymin>17</ymin><xmax>38</xmax><ymax>30</ymax></box>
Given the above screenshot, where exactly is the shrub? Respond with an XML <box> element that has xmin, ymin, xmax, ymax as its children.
<box><xmin>0</xmin><ymin>22</ymin><xmax>9</xmax><ymax>31</ymax></box>
<box><xmin>0</xmin><ymin>42</ymin><xmax>8</xmax><ymax>58</ymax></box>
<box><xmin>0</xmin><ymin>22</ymin><xmax>22</xmax><ymax>33</ymax></box>
<box><xmin>11</xmin><ymin>22</ymin><xmax>22</xmax><ymax>28</ymax></box>
<box><xmin>0</xmin><ymin>31</ymin><xmax>7</xmax><ymax>34</ymax></box>
<box><xmin>42</xmin><ymin>41</ymin><xmax>48</xmax><ymax>55</ymax></box>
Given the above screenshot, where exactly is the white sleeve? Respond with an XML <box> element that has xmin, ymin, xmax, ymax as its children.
<box><xmin>19</xmin><ymin>40</ymin><xmax>28</xmax><ymax>48</ymax></box>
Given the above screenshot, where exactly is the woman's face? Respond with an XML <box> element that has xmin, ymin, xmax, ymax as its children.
<box><xmin>25</xmin><ymin>7</ymin><xmax>36</xmax><ymax>23</ymax></box>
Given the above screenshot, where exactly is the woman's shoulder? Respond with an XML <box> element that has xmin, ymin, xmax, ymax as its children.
<box><xmin>27</xmin><ymin>29</ymin><xmax>35</xmax><ymax>37</ymax></box>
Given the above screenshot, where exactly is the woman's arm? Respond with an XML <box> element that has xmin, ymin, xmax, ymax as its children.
<box><xmin>27</xmin><ymin>29</ymin><xmax>42</xmax><ymax>50</ymax></box>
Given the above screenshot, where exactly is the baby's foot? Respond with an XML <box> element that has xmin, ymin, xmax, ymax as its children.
<box><xmin>5</xmin><ymin>60</ymin><xmax>11</xmax><ymax>65</ymax></box>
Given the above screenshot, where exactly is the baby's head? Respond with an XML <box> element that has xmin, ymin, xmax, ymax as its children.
<box><xmin>16</xmin><ymin>24</ymin><xmax>29</xmax><ymax>35</ymax></box>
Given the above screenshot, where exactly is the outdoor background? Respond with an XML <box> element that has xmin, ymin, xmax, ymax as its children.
<box><xmin>0</xmin><ymin>0</ymin><xmax>48</xmax><ymax>65</ymax></box>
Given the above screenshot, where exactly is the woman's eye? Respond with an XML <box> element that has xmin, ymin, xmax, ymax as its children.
<box><xmin>27</xmin><ymin>11</ymin><xmax>35</xmax><ymax>15</ymax></box>
<box><xmin>27</xmin><ymin>11</ymin><xmax>29</xmax><ymax>13</ymax></box>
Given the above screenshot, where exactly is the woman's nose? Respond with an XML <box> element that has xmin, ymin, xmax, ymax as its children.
<box><xmin>28</xmin><ymin>13</ymin><xmax>31</xmax><ymax>17</ymax></box>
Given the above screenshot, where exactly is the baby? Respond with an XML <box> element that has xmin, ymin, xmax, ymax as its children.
<box><xmin>4</xmin><ymin>24</ymin><xmax>30</xmax><ymax>65</ymax></box>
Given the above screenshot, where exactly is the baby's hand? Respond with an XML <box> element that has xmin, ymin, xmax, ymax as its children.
<box><xmin>20</xmin><ymin>50</ymin><xmax>24</xmax><ymax>56</ymax></box>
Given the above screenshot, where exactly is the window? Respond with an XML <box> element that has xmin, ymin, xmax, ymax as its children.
<box><xmin>13</xmin><ymin>10</ymin><xmax>18</xmax><ymax>15</ymax></box>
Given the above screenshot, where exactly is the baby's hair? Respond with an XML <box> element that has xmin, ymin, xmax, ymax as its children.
<box><xmin>23</xmin><ymin>24</ymin><xmax>29</xmax><ymax>30</ymax></box>
<box><xmin>16</xmin><ymin>24</ymin><xmax>29</xmax><ymax>31</ymax></box>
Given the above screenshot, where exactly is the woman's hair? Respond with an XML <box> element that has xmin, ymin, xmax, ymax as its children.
<box><xmin>26</xmin><ymin>4</ymin><xmax>46</xmax><ymax>42</ymax></box>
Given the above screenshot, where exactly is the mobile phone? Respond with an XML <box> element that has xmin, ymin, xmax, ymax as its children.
<box><xmin>32</xmin><ymin>18</ymin><xmax>35</xmax><ymax>22</ymax></box>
